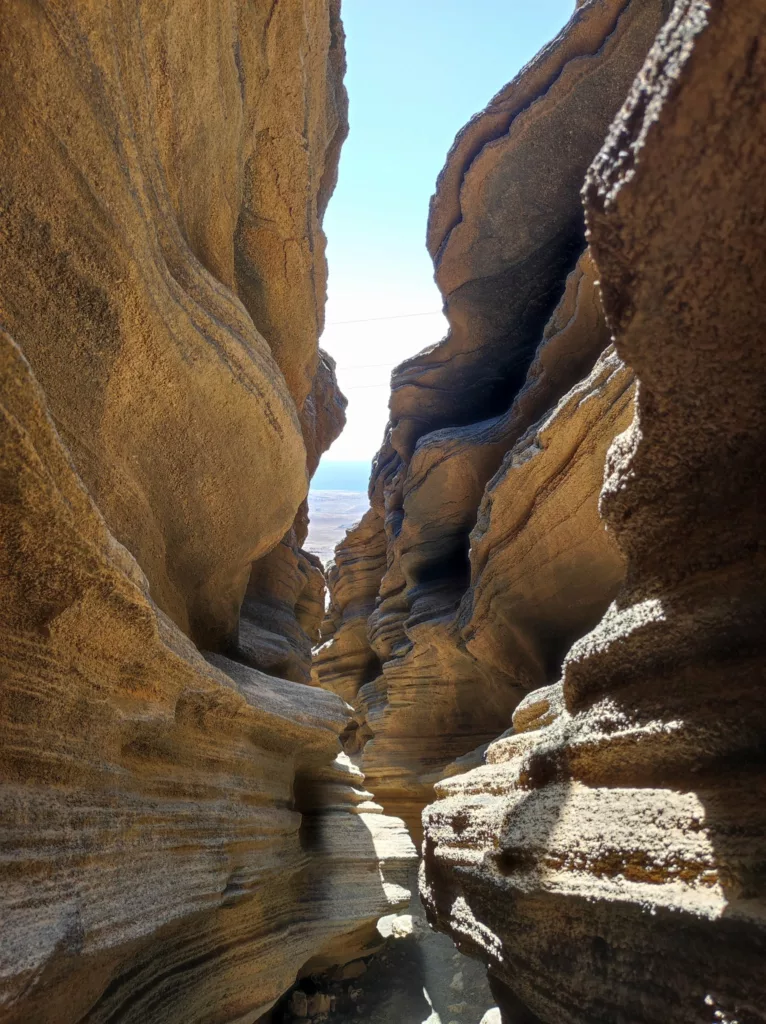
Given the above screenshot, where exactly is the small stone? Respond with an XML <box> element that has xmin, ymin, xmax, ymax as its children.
<box><xmin>450</xmin><ymin>972</ymin><xmax>464</xmax><ymax>994</ymax></box>
<box><xmin>290</xmin><ymin>991</ymin><xmax>308</xmax><ymax>1017</ymax></box>
<box><xmin>480</xmin><ymin>1009</ymin><xmax>502</xmax><ymax>1024</ymax></box>
<box><xmin>306</xmin><ymin>993</ymin><xmax>332</xmax><ymax>1016</ymax></box>
<box><xmin>391</xmin><ymin>914</ymin><xmax>414</xmax><ymax>939</ymax></box>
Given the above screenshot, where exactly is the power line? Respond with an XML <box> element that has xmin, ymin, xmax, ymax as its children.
<box><xmin>326</xmin><ymin>310</ymin><xmax>443</xmax><ymax>326</ymax></box>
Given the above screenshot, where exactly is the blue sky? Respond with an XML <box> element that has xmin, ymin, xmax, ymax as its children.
<box><xmin>321</xmin><ymin>0</ymin><xmax>575</xmax><ymax>461</ymax></box>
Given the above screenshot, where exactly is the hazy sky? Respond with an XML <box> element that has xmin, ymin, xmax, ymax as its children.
<box><xmin>321</xmin><ymin>0</ymin><xmax>575</xmax><ymax>462</ymax></box>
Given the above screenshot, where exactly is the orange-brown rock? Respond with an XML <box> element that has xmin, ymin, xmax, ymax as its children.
<box><xmin>318</xmin><ymin>250</ymin><xmax>636</xmax><ymax>841</ymax></box>
<box><xmin>423</xmin><ymin>1</ymin><xmax>766</xmax><ymax>1019</ymax></box>
<box><xmin>0</xmin><ymin>3</ymin><xmax>421</xmax><ymax>1023</ymax></box>
<box><xmin>240</xmin><ymin>350</ymin><xmax>347</xmax><ymax>685</ymax></box>
<box><xmin>390</xmin><ymin>0</ymin><xmax>666</xmax><ymax>455</ymax></box>
<box><xmin>0</xmin><ymin>0</ymin><xmax>347</xmax><ymax>649</ymax></box>
<box><xmin>235</xmin><ymin>527</ymin><xmax>326</xmax><ymax>684</ymax></box>
<box><xmin>463</xmin><ymin>345</ymin><xmax>631</xmax><ymax>689</ymax></box>
<box><xmin>313</xmin><ymin>508</ymin><xmax>387</xmax><ymax>708</ymax></box>
<box><xmin>315</xmin><ymin>0</ymin><xmax>669</xmax><ymax>844</ymax></box>
<box><xmin>358</xmin><ymin>346</ymin><xmax>633</xmax><ymax>842</ymax></box>
<box><xmin>0</xmin><ymin>329</ymin><xmax>415</xmax><ymax>1024</ymax></box>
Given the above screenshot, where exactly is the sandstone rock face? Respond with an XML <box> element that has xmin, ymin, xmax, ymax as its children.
<box><xmin>0</xmin><ymin>330</ymin><xmax>415</xmax><ymax>1024</ymax></box>
<box><xmin>315</xmin><ymin>0</ymin><xmax>664</xmax><ymax>840</ymax></box>
<box><xmin>390</xmin><ymin>0</ymin><xmax>666</xmax><ymax>456</ymax></box>
<box><xmin>0</xmin><ymin>4</ymin><xmax>419</xmax><ymax>1023</ymax></box>
<box><xmin>236</xmin><ymin>528</ymin><xmax>327</xmax><ymax>684</ymax></box>
<box><xmin>0</xmin><ymin>0</ymin><xmax>347</xmax><ymax>649</ymax></box>
<box><xmin>238</xmin><ymin>351</ymin><xmax>347</xmax><ymax>685</ymax></box>
<box><xmin>422</xmin><ymin>1</ymin><xmax>766</xmax><ymax>1020</ymax></box>
<box><xmin>314</xmin><ymin>508</ymin><xmax>387</xmax><ymax>710</ymax></box>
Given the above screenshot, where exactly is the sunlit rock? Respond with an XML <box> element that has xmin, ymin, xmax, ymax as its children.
<box><xmin>422</xmin><ymin>0</ymin><xmax>766</xmax><ymax>1018</ymax></box>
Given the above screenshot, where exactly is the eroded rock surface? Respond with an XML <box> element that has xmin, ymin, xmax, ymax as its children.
<box><xmin>390</xmin><ymin>0</ymin><xmax>666</xmax><ymax>453</ymax></box>
<box><xmin>0</xmin><ymin>0</ymin><xmax>347</xmax><ymax>649</ymax></box>
<box><xmin>0</xmin><ymin>3</ymin><xmax>417</xmax><ymax>1023</ymax></box>
<box><xmin>423</xmin><ymin>1</ymin><xmax>766</xmax><ymax>1020</ymax></box>
<box><xmin>315</xmin><ymin>0</ymin><xmax>662</xmax><ymax>841</ymax></box>
<box><xmin>0</xmin><ymin>330</ymin><xmax>415</xmax><ymax>1024</ymax></box>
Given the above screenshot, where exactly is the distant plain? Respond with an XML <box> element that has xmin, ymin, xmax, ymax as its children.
<box><xmin>306</xmin><ymin>462</ymin><xmax>370</xmax><ymax>563</ymax></box>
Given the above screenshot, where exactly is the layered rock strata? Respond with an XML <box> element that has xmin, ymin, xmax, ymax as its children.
<box><xmin>315</xmin><ymin>0</ymin><xmax>662</xmax><ymax>840</ymax></box>
<box><xmin>0</xmin><ymin>3</ymin><xmax>416</xmax><ymax>1023</ymax></box>
<box><xmin>423</xmin><ymin>0</ymin><xmax>766</xmax><ymax>1020</ymax></box>
<box><xmin>391</xmin><ymin>0</ymin><xmax>667</xmax><ymax>452</ymax></box>
<box><xmin>0</xmin><ymin>0</ymin><xmax>348</xmax><ymax>649</ymax></box>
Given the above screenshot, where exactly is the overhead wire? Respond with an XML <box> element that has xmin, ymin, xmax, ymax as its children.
<box><xmin>327</xmin><ymin>309</ymin><xmax>444</xmax><ymax>383</ymax></box>
<box><xmin>325</xmin><ymin>309</ymin><xmax>443</xmax><ymax>326</ymax></box>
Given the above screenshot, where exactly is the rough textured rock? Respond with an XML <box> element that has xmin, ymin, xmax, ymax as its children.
<box><xmin>462</xmin><ymin>345</ymin><xmax>631</xmax><ymax>689</ymax></box>
<box><xmin>315</xmin><ymin>0</ymin><xmax>667</xmax><ymax>844</ymax></box>
<box><xmin>0</xmin><ymin>3</ymin><xmax>421</xmax><ymax>1023</ymax></box>
<box><xmin>357</xmin><ymin>347</ymin><xmax>633</xmax><ymax>842</ymax></box>
<box><xmin>239</xmin><ymin>351</ymin><xmax>347</xmax><ymax>685</ymax></box>
<box><xmin>314</xmin><ymin>508</ymin><xmax>387</xmax><ymax>709</ymax></box>
<box><xmin>318</xmin><ymin>257</ymin><xmax>635</xmax><ymax>841</ymax></box>
<box><xmin>422</xmin><ymin>1</ymin><xmax>766</xmax><ymax>1020</ymax></box>
<box><xmin>236</xmin><ymin>528</ymin><xmax>327</xmax><ymax>684</ymax></box>
<box><xmin>390</xmin><ymin>0</ymin><xmax>666</xmax><ymax>455</ymax></box>
<box><xmin>0</xmin><ymin>0</ymin><xmax>347</xmax><ymax>649</ymax></box>
<box><xmin>0</xmin><ymin>329</ymin><xmax>415</xmax><ymax>1024</ymax></box>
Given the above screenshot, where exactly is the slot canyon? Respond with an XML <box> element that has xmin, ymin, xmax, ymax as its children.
<box><xmin>1</xmin><ymin>1</ymin><xmax>765</xmax><ymax>1023</ymax></box>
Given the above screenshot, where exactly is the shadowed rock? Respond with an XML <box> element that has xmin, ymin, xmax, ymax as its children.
<box><xmin>390</xmin><ymin>0</ymin><xmax>666</xmax><ymax>454</ymax></box>
<box><xmin>317</xmin><ymin>0</ymin><xmax>665</xmax><ymax>844</ymax></box>
<box><xmin>422</xmin><ymin>1</ymin><xmax>766</xmax><ymax>1018</ymax></box>
<box><xmin>0</xmin><ymin>3</ymin><xmax>422</xmax><ymax>1022</ymax></box>
<box><xmin>0</xmin><ymin>329</ymin><xmax>415</xmax><ymax>1024</ymax></box>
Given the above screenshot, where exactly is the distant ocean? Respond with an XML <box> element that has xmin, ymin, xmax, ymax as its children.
<box><xmin>310</xmin><ymin>460</ymin><xmax>371</xmax><ymax>492</ymax></box>
<box><xmin>306</xmin><ymin>461</ymin><xmax>371</xmax><ymax>564</ymax></box>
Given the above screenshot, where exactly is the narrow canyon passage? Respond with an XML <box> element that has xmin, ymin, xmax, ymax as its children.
<box><xmin>1</xmin><ymin>2</ymin><xmax>765</xmax><ymax>1024</ymax></box>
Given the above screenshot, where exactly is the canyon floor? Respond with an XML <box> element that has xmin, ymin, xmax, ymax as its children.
<box><xmin>271</xmin><ymin>878</ymin><xmax>494</xmax><ymax>1024</ymax></box>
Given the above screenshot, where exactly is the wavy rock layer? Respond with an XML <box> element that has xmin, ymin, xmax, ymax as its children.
<box><xmin>389</xmin><ymin>0</ymin><xmax>666</xmax><ymax>454</ymax></box>
<box><xmin>0</xmin><ymin>4</ymin><xmax>418</xmax><ymax>1023</ymax></box>
<box><xmin>315</xmin><ymin>0</ymin><xmax>662</xmax><ymax>842</ymax></box>
<box><xmin>423</xmin><ymin>1</ymin><xmax>766</xmax><ymax>1020</ymax></box>
<box><xmin>0</xmin><ymin>0</ymin><xmax>347</xmax><ymax>649</ymax></box>
<box><xmin>0</xmin><ymin>331</ymin><xmax>415</xmax><ymax>1024</ymax></box>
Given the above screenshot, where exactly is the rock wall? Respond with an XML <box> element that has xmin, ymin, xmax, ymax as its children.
<box><xmin>0</xmin><ymin>0</ymin><xmax>347</xmax><ymax>650</ymax></box>
<box><xmin>5</xmin><ymin>0</ymin><xmax>766</xmax><ymax>1021</ymax></box>
<box><xmin>314</xmin><ymin>0</ymin><xmax>663</xmax><ymax>841</ymax></box>
<box><xmin>0</xmin><ymin>3</ymin><xmax>416</xmax><ymax>1023</ymax></box>
<box><xmin>318</xmin><ymin>0</ymin><xmax>766</xmax><ymax>1019</ymax></box>
<box><xmin>421</xmin><ymin>1</ymin><xmax>766</xmax><ymax>1021</ymax></box>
